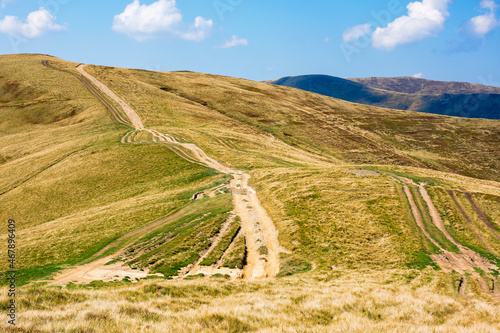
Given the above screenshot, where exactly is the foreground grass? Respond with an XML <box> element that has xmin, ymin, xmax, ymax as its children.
<box><xmin>2</xmin><ymin>269</ymin><xmax>500</xmax><ymax>332</ymax></box>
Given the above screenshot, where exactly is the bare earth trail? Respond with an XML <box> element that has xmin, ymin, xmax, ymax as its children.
<box><xmin>51</xmin><ymin>64</ymin><xmax>282</xmax><ymax>285</ymax></box>
<box><xmin>77</xmin><ymin>65</ymin><xmax>144</xmax><ymax>130</ymax></box>
<box><xmin>49</xmin><ymin>207</ymin><xmax>194</xmax><ymax>286</ymax></box>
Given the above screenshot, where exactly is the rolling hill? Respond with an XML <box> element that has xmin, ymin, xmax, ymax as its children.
<box><xmin>1</xmin><ymin>54</ymin><xmax>500</xmax><ymax>332</ymax></box>
<box><xmin>269</xmin><ymin>75</ymin><xmax>500</xmax><ymax>119</ymax></box>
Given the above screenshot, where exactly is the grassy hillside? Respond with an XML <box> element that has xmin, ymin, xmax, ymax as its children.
<box><xmin>94</xmin><ymin>67</ymin><xmax>500</xmax><ymax>181</ymax></box>
<box><xmin>1</xmin><ymin>54</ymin><xmax>500</xmax><ymax>332</ymax></box>
<box><xmin>271</xmin><ymin>75</ymin><xmax>500</xmax><ymax>119</ymax></box>
<box><xmin>0</xmin><ymin>54</ymin><xmax>229</xmax><ymax>284</ymax></box>
<box><xmin>78</xmin><ymin>61</ymin><xmax>500</xmax><ymax>270</ymax></box>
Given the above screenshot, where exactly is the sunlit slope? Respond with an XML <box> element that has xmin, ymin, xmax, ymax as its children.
<box><xmin>85</xmin><ymin>65</ymin><xmax>500</xmax><ymax>182</ymax></box>
<box><xmin>81</xmin><ymin>64</ymin><xmax>500</xmax><ymax>275</ymax></box>
<box><xmin>0</xmin><ymin>55</ymin><xmax>228</xmax><ymax>283</ymax></box>
<box><xmin>252</xmin><ymin>166</ymin><xmax>500</xmax><ymax>274</ymax></box>
<box><xmin>1</xmin><ymin>55</ymin><xmax>499</xmax><ymax>287</ymax></box>
<box><xmin>1</xmin><ymin>55</ymin><xmax>500</xmax><ymax>332</ymax></box>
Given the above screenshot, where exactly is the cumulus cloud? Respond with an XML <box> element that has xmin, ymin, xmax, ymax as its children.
<box><xmin>342</xmin><ymin>23</ymin><xmax>372</xmax><ymax>43</ymax></box>
<box><xmin>372</xmin><ymin>0</ymin><xmax>452</xmax><ymax>50</ymax></box>
<box><xmin>445</xmin><ymin>0</ymin><xmax>499</xmax><ymax>53</ymax></box>
<box><xmin>113</xmin><ymin>0</ymin><xmax>213</xmax><ymax>42</ymax></box>
<box><xmin>0</xmin><ymin>7</ymin><xmax>64</xmax><ymax>38</ymax></box>
<box><xmin>218</xmin><ymin>35</ymin><xmax>248</xmax><ymax>48</ymax></box>
<box><xmin>413</xmin><ymin>72</ymin><xmax>424</xmax><ymax>78</ymax></box>
<box><xmin>468</xmin><ymin>0</ymin><xmax>498</xmax><ymax>37</ymax></box>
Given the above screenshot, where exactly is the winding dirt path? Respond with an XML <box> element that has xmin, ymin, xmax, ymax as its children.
<box><xmin>76</xmin><ymin>65</ymin><xmax>144</xmax><ymax>130</ymax></box>
<box><xmin>50</xmin><ymin>64</ymin><xmax>281</xmax><ymax>284</ymax></box>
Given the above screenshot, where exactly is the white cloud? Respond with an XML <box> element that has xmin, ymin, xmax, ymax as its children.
<box><xmin>0</xmin><ymin>7</ymin><xmax>64</xmax><ymax>38</ymax></box>
<box><xmin>372</xmin><ymin>0</ymin><xmax>452</xmax><ymax>50</ymax></box>
<box><xmin>342</xmin><ymin>23</ymin><xmax>372</xmax><ymax>43</ymax></box>
<box><xmin>178</xmin><ymin>16</ymin><xmax>213</xmax><ymax>42</ymax></box>
<box><xmin>219</xmin><ymin>35</ymin><xmax>248</xmax><ymax>48</ymax></box>
<box><xmin>324</xmin><ymin>37</ymin><xmax>331</xmax><ymax>43</ymax></box>
<box><xmin>413</xmin><ymin>72</ymin><xmax>424</xmax><ymax>78</ymax></box>
<box><xmin>113</xmin><ymin>0</ymin><xmax>212</xmax><ymax>42</ymax></box>
<box><xmin>468</xmin><ymin>0</ymin><xmax>498</xmax><ymax>37</ymax></box>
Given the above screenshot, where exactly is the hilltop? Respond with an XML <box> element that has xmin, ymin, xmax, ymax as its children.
<box><xmin>1</xmin><ymin>54</ymin><xmax>500</xmax><ymax>332</ymax></box>
<box><xmin>269</xmin><ymin>74</ymin><xmax>500</xmax><ymax>119</ymax></box>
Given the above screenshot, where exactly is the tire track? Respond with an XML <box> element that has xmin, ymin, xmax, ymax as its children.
<box><xmin>0</xmin><ymin>147</ymin><xmax>90</xmax><ymax>196</ymax></box>
<box><xmin>41</xmin><ymin>61</ymin><xmax>131</xmax><ymax>127</ymax></box>
<box><xmin>458</xmin><ymin>276</ymin><xmax>467</xmax><ymax>299</ymax></box>
<box><xmin>76</xmin><ymin>65</ymin><xmax>144</xmax><ymax>130</ymax></box>
<box><xmin>180</xmin><ymin>215</ymin><xmax>243</xmax><ymax>279</ymax></box>
<box><xmin>49</xmin><ymin>206</ymin><xmax>194</xmax><ymax>285</ymax></box>
<box><xmin>448</xmin><ymin>190</ymin><xmax>497</xmax><ymax>256</ymax></box>
<box><xmin>463</xmin><ymin>191</ymin><xmax>500</xmax><ymax>242</ymax></box>
<box><xmin>419</xmin><ymin>185</ymin><xmax>461</xmax><ymax>248</ymax></box>
<box><xmin>400</xmin><ymin>179</ymin><xmax>499</xmax><ymax>299</ymax></box>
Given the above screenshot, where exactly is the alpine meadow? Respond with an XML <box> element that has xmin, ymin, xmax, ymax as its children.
<box><xmin>0</xmin><ymin>52</ymin><xmax>499</xmax><ymax>332</ymax></box>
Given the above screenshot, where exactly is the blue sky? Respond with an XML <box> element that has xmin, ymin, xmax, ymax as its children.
<box><xmin>1</xmin><ymin>0</ymin><xmax>499</xmax><ymax>86</ymax></box>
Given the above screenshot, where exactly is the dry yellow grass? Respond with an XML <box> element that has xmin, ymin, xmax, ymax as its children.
<box><xmin>2</xmin><ymin>269</ymin><xmax>500</xmax><ymax>332</ymax></box>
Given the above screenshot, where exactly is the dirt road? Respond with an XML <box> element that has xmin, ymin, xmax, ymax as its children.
<box><xmin>50</xmin><ymin>64</ymin><xmax>282</xmax><ymax>284</ymax></box>
<box><xmin>76</xmin><ymin>65</ymin><xmax>144</xmax><ymax>130</ymax></box>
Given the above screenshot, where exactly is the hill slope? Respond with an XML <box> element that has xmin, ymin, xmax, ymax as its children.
<box><xmin>1</xmin><ymin>54</ymin><xmax>500</xmax><ymax>332</ymax></box>
<box><xmin>270</xmin><ymin>75</ymin><xmax>500</xmax><ymax>119</ymax></box>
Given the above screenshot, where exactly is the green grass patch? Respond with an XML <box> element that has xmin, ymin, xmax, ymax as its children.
<box><xmin>222</xmin><ymin>231</ymin><xmax>246</xmax><ymax>269</ymax></box>
<box><xmin>127</xmin><ymin>194</ymin><xmax>234</xmax><ymax>278</ymax></box>
<box><xmin>277</xmin><ymin>254</ymin><xmax>312</xmax><ymax>277</ymax></box>
<box><xmin>200</xmin><ymin>218</ymin><xmax>241</xmax><ymax>266</ymax></box>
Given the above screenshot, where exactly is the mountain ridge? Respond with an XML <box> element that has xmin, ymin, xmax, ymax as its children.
<box><xmin>349</xmin><ymin>76</ymin><xmax>500</xmax><ymax>95</ymax></box>
<box><xmin>269</xmin><ymin>74</ymin><xmax>500</xmax><ymax>119</ymax></box>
